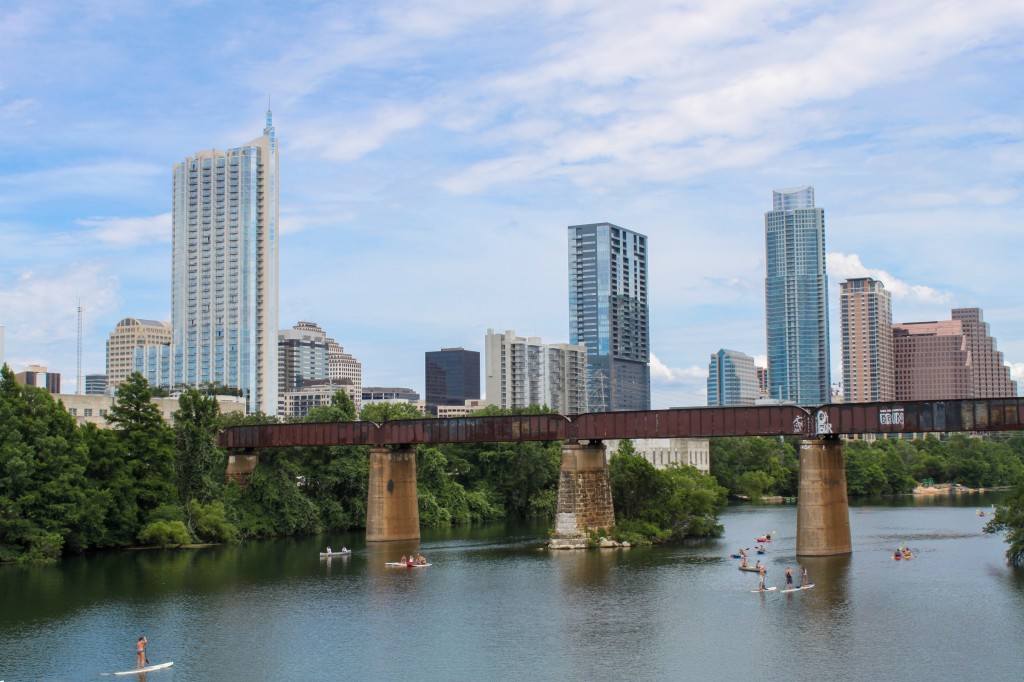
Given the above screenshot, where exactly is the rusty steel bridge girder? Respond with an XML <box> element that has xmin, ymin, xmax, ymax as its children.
<box><xmin>218</xmin><ymin>398</ymin><xmax>1024</xmax><ymax>450</ymax></box>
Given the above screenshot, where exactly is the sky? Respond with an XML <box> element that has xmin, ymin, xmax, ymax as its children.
<box><xmin>1</xmin><ymin>0</ymin><xmax>1023</xmax><ymax>407</ymax></box>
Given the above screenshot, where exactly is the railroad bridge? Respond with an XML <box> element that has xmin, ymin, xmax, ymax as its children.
<box><xmin>219</xmin><ymin>398</ymin><xmax>1024</xmax><ymax>555</ymax></box>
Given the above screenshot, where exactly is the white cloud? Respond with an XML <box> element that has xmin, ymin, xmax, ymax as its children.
<box><xmin>289</xmin><ymin>105</ymin><xmax>424</xmax><ymax>162</ymax></box>
<box><xmin>78</xmin><ymin>213</ymin><xmax>171</xmax><ymax>246</ymax></box>
<box><xmin>827</xmin><ymin>252</ymin><xmax>952</xmax><ymax>304</ymax></box>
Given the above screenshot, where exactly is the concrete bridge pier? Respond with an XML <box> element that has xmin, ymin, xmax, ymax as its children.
<box><xmin>367</xmin><ymin>445</ymin><xmax>420</xmax><ymax>542</ymax></box>
<box><xmin>551</xmin><ymin>441</ymin><xmax>616</xmax><ymax>545</ymax></box>
<box><xmin>796</xmin><ymin>437</ymin><xmax>852</xmax><ymax>556</ymax></box>
<box><xmin>225</xmin><ymin>449</ymin><xmax>259</xmax><ymax>487</ymax></box>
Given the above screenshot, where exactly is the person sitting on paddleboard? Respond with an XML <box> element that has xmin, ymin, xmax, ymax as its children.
<box><xmin>785</xmin><ymin>567</ymin><xmax>793</xmax><ymax>589</ymax></box>
<box><xmin>400</xmin><ymin>555</ymin><xmax>407</xmax><ymax>564</ymax></box>
<box><xmin>136</xmin><ymin>636</ymin><xmax>148</xmax><ymax>669</ymax></box>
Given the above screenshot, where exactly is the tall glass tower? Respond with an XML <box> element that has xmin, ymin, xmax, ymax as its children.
<box><xmin>764</xmin><ymin>186</ymin><xmax>830</xmax><ymax>405</ymax></box>
<box><xmin>568</xmin><ymin>222</ymin><xmax>650</xmax><ymax>411</ymax></box>
<box><xmin>172</xmin><ymin>110</ymin><xmax>279</xmax><ymax>414</ymax></box>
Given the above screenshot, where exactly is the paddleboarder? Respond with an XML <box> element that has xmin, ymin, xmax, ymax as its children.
<box><xmin>785</xmin><ymin>567</ymin><xmax>794</xmax><ymax>590</ymax></box>
<box><xmin>136</xmin><ymin>636</ymin><xmax>148</xmax><ymax>670</ymax></box>
<box><xmin>800</xmin><ymin>565</ymin><xmax>809</xmax><ymax>586</ymax></box>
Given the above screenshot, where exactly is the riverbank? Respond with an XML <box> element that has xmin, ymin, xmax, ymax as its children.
<box><xmin>913</xmin><ymin>483</ymin><xmax>1012</xmax><ymax>495</ymax></box>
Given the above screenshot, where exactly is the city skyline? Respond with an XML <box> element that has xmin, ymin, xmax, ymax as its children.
<box><xmin>1</xmin><ymin>2</ymin><xmax>1023</xmax><ymax>407</ymax></box>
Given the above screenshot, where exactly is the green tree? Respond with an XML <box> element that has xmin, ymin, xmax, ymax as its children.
<box><xmin>984</xmin><ymin>487</ymin><xmax>1024</xmax><ymax>566</ymax></box>
<box><xmin>173</xmin><ymin>389</ymin><xmax>223</xmax><ymax>506</ymax></box>
<box><xmin>359</xmin><ymin>401</ymin><xmax>425</xmax><ymax>423</ymax></box>
<box><xmin>0</xmin><ymin>367</ymin><xmax>92</xmax><ymax>561</ymax></box>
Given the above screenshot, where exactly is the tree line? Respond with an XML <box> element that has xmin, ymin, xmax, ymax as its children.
<box><xmin>709</xmin><ymin>433</ymin><xmax>1024</xmax><ymax>500</ymax></box>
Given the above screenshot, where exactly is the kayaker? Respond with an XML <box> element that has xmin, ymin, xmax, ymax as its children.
<box><xmin>136</xmin><ymin>636</ymin><xmax>148</xmax><ymax>670</ymax></box>
<box><xmin>738</xmin><ymin>548</ymin><xmax>747</xmax><ymax>558</ymax></box>
<box><xmin>785</xmin><ymin>567</ymin><xmax>793</xmax><ymax>589</ymax></box>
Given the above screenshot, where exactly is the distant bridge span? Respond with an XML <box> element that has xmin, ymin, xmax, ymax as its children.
<box><xmin>218</xmin><ymin>398</ymin><xmax>1023</xmax><ymax>554</ymax></box>
<box><xmin>220</xmin><ymin>398</ymin><xmax>1024</xmax><ymax>449</ymax></box>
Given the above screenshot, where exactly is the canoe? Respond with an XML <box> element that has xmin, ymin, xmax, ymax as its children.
<box><xmin>319</xmin><ymin>550</ymin><xmax>351</xmax><ymax>557</ymax></box>
<box><xmin>385</xmin><ymin>562</ymin><xmax>432</xmax><ymax>568</ymax></box>
<box><xmin>112</xmin><ymin>661</ymin><xmax>173</xmax><ymax>675</ymax></box>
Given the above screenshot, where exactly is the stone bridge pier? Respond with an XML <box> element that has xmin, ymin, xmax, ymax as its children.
<box><xmin>796</xmin><ymin>437</ymin><xmax>852</xmax><ymax>556</ymax></box>
<box><xmin>225</xmin><ymin>449</ymin><xmax>259</xmax><ymax>487</ymax></box>
<box><xmin>550</xmin><ymin>441</ymin><xmax>616</xmax><ymax>547</ymax></box>
<box><xmin>367</xmin><ymin>445</ymin><xmax>420</xmax><ymax>542</ymax></box>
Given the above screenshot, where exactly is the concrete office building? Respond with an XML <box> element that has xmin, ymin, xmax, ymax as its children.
<box><xmin>707</xmin><ymin>349</ymin><xmax>759</xmax><ymax>406</ymax></box>
<box><xmin>604</xmin><ymin>438</ymin><xmax>710</xmax><ymax>474</ymax></box>
<box><xmin>840</xmin><ymin>278</ymin><xmax>894</xmax><ymax>403</ymax></box>
<box><xmin>425</xmin><ymin>347</ymin><xmax>480</xmax><ymax>415</ymax></box>
<box><xmin>484</xmin><ymin>329</ymin><xmax>588</xmax><ymax>415</ymax></box>
<box><xmin>172</xmin><ymin>109</ymin><xmax>279</xmax><ymax>414</ymax></box>
<box><xmin>84</xmin><ymin>374</ymin><xmax>109</xmax><ymax>395</ymax></box>
<box><xmin>61</xmin><ymin>393</ymin><xmax>245</xmax><ymax>428</ymax></box>
<box><xmin>16</xmin><ymin>365</ymin><xmax>60</xmax><ymax>394</ymax></box>
<box><xmin>764</xmin><ymin>186</ymin><xmax>831</xmax><ymax>405</ymax></box>
<box><xmin>568</xmin><ymin>222</ymin><xmax>650</xmax><ymax>411</ymax></box>
<box><xmin>106</xmin><ymin>318</ymin><xmax>171</xmax><ymax>389</ymax></box>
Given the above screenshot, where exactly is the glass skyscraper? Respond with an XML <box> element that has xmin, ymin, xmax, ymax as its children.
<box><xmin>171</xmin><ymin>110</ymin><xmax>279</xmax><ymax>414</ymax></box>
<box><xmin>707</xmin><ymin>349</ymin><xmax>758</xmax><ymax>406</ymax></box>
<box><xmin>764</xmin><ymin>186</ymin><xmax>831</xmax><ymax>405</ymax></box>
<box><xmin>568</xmin><ymin>222</ymin><xmax>650</xmax><ymax>411</ymax></box>
<box><xmin>425</xmin><ymin>347</ymin><xmax>480</xmax><ymax>415</ymax></box>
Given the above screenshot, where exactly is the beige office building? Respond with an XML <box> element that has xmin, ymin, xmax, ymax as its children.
<box><xmin>106</xmin><ymin>318</ymin><xmax>171</xmax><ymax>389</ymax></box>
<box><xmin>604</xmin><ymin>438</ymin><xmax>710</xmax><ymax>474</ymax></box>
<box><xmin>840</xmin><ymin>278</ymin><xmax>894</xmax><ymax>402</ymax></box>
<box><xmin>893</xmin><ymin>307</ymin><xmax>1016</xmax><ymax>400</ymax></box>
<box><xmin>60</xmin><ymin>393</ymin><xmax>245</xmax><ymax>428</ymax></box>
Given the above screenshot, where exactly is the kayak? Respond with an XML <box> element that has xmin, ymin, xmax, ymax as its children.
<box><xmin>385</xmin><ymin>562</ymin><xmax>432</xmax><ymax>568</ymax></box>
<box><xmin>320</xmin><ymin>550</ymin><xmax>351</xmax><ymax>557</ymax></box>
<box><xmin>112</xmin><ymin>661</ymin><xmax>173</xmax><ymax>675</ymax></box>
<box><xmin>781</xmin><ymin>583</ymin><xmax>815</xmax><ymax>593</ymax></box>
<box><xmin>756</xmin><ymin>549</ymin><xmax>766</xmax><ymax>554</ymax></box>
<box><xmin>729</xmin><ymin>554</ymin><xmax>744</xmax><ymax>559</ymax></box>
<box><xmin>756</xmin><ymin>537</ymin><xmax>772</xmax><ymax>543</ymax></box>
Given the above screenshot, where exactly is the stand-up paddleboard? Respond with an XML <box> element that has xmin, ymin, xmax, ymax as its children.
<box><xmin>781</xmin><ymin>583</ymin><xmax>814</xmax><ymax>593</ymax></box>
<box><xmin>750</xmin><ymin>587</ymin><xmax>778</xmax><ymax>593</ymax></box>
<box><xmin>109</xmin><ymin>661</ymin><xmax>173</xmax><ymax>675</ymax></box>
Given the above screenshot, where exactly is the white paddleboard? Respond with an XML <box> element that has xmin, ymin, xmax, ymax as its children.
<box><xmin>111</xmin><ymin>661</ymin><xmax>173</xmax><ymax>675</ymax></box>
<box><xmin>750</xmin><ymin>587</ymin><xmax>778</xmax><ymax>593</ymax></box>
<box><xmin>781</xmin><ymin>583</ymin><xmax>815</xmax><ymax>593</ymax></box>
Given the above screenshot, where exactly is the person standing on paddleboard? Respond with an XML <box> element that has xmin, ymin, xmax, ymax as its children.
<box><xmin>136</xmin><ymin>636</ymin><xmax>148</xmax><ymax>669</ymax></box>
<box><xmin>800</xmin><ymin>565</ymin><xmax>809</xmax><ymax>586</ymax></box>
<box><xmin>785</xmin><ymin>567</ymin><xmax>793</xmax><ymax>590</ymax></box>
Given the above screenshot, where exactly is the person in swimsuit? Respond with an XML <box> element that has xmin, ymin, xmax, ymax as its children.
<box><xmin>757</xmin><ymin>564</ymin><xmax>767</xmax><ymax>590</ymax></box>
<box><xmin>785</xmin><ymin>567</ymin><xmax>794</xmax><ymax>589</ymax></box>
<box><xmin>800</xmin><ymin>565</ymin><xmax>809</xmax><ymax>586</ymax></box>
<box><xmin>136</xmin><ymin>636</ymin><xmax>147</xmax><ymax>669</ymax></box>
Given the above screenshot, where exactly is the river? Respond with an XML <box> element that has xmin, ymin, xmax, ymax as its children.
<box><xmin>1</xmin><ymin>491</ymin><xmax>1021</xmax><ymax>681</ymax></box>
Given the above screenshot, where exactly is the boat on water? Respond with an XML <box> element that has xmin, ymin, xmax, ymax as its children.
<box><xmin>738</xmin><ymin>565</ymin><xmax>761</xmax><ymax>572</ymax></box>
<box><xmin>111</xmin><ymin>661</ymin><xmax>173</xmax><ymax>675</ymax></box>
<box><xmin>385</xmin><ymin>561</ymin><xmax>431</xmax><ymax>568</ymax></box>
<box><xmin>319</xmin><ymin>549</ymin><xmax>351</xmax><ymax>557</ymax></box>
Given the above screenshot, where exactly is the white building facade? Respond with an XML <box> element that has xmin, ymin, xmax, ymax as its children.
<box><xmin>605</xmin><ymin>438</ymin><xmax>710</xmax><ymax>474</ymax></box>
<box><xmin>484</xmin><ymin>329</ymin><xmax>588</xmax><ymax>414</ymax></box>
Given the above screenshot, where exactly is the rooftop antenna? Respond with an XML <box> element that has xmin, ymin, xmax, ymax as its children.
<box><xmin>76</xmin><ymin>299</ymin><xmax>83</xmax><ymax>395</ymax></box>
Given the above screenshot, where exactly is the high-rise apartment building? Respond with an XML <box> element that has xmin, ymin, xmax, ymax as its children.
<box><xmin>840</xmin><ymin>278</ymin><xmax>894</xmax><ymax>403</ymax></box>
<box><xmin>425</xmin><ymin>347</ymin><xmax>480</xmax><ymax>415</ymax></box>
<box><xmin>893</xmin><ymin>308</ymin><xmax>1017</xmax><ymax>400</ymax></box>
<box><xmin>568</xmin><ymin>222</ymin><xmax>650</xmax><ymax>411</ymax></box>
<box><xmin>106</xmin><ymin>317</ymin><xmax>171</xmax><ymax>389</ymax></box>
<box><xmin>764</xmin><ymin>186</ymin><xmax>831</xmax><ymax>405</ymax></box>
<box><xmin>132</xmin><ymin>345</ymin><xmax>173</xmax><ymax>391</ymax></box>
<box><xmin>278</xmin><ymin>323</ymin><xmax>330</xmax><ymax>394</ymax></box>
<box><xmin>952</xmin><ymin>308</ymin><xmax>1018</xmax><ymax>398</ymax></box>
<box><xmin>484</xmin><ymin>329</ymin><xmax>588</xmax><ymax>414</ymax></box>
<box><xmin>277</xmin><ymin>321</ymin><xmax>362</xmax><ymax>417</ymax></box>
<box><xmin>707</xmin><ymin>349</ymin><xmax>759</xmax><ymax>406</ymax></box>
<box><xmin>171</xmin><ymin>110</ymin><xmax>279</xmax><ymax>414</ymax></box>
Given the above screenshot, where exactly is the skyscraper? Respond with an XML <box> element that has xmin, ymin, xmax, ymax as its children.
<box><xmin>707</xmin><ymin>349</ymin><xmax>759</xmax><ymax>406</ymax></box>
<box><xmin>425</xmin><ymin>347</ymin><xmax>480</xmax><ymax>415</ymax></box>
<box><xmin>171</xmin><ymin>110</ymin><xmax>279</xmax><ymax>414</ymax></box>
<box><xmin>568</xmin><ymin>222</ymin><xmax>650</xmax><ymax>411</ymax></box>
<box><xmin>839</xmin><ymin>277</ymin><xmax>894</xmax><ymax>402</ymax></box>
<box><xmin>106</xmin><ymin>317</ymin><xmax>171</xmax><ymax>389</ymax></box>
<box><xmin>764</xmin><ymin>186</ymin><xmax>831</xmax><ymax>405</ymax></box>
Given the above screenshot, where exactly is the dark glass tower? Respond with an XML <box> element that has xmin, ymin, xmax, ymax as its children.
<box><xmin>425</xmin><ymin>347</ymin><xmax>480</xmax><ymax>415</ymax></box>
<box><xmin>764</xmin><ymin>186</ymin><xmax>830</xmax><ymax>405</ymax></box>
<box><xmin>568</xmin><ymin>222</ymin><xmax>650</xmax><ymax>411</ymax></box>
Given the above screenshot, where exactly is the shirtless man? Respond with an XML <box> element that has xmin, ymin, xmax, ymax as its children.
<box><xmin>136</xmin><ymin>636</ymin><xmax>148</xmax><ymax>669</ymax></box>
<box><xmin>785</xmin><ymin>567</ymin><xmax>794</xmax><ymax>590</ymax></box>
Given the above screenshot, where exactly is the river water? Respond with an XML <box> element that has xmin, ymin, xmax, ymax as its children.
<box><xmin>1</xmin><ymin>491</ymin><xmax>1021</xmax><ymax>681</ymax></box>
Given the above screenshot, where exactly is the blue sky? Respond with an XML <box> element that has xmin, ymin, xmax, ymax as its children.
<box><xmin>1</xmin><ymin>0</ymin><xmax>1022</xmax><ymax>407</ymax></box>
